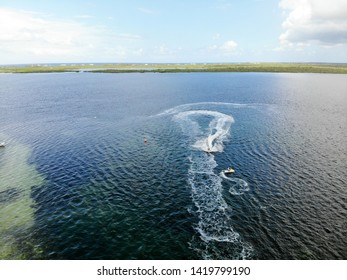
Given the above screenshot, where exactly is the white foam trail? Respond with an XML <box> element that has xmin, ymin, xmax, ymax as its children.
<box><xmin>188</xmin><ymin>154</ymin><xmax>239</xmax><ymax>242</ymax></box>
<box><xmin>220</xmin><ymin>172</ymin><xmax>249</xmax><ymax>195</ymax></box>
<box><xmin>156</xmin><ymin>102</ymin><xmax>255</xmax><ymax>117</ymax></box>
<box><xmin>165</xmin><ymin>103</ymin><xmax>253</xmax><ymax>259</ymax></box>
<box><xmin>174</xmin><ymin>110</ymin><xmax>234</xmax><ymax>153</ymax></box>
<box><xmin>187</xmin><ymin>152</ymin><xmax>252</xmax><ymax>259</ymax></box>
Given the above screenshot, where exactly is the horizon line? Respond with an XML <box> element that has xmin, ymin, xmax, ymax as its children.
<box><xmin>1</xmin><ymin>61</ymin><xmax>347</xmax><ymax>67</ymax></box>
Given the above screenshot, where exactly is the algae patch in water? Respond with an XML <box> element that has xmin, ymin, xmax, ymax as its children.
<box><xmin>0</xmin><ymin>138</ymin><xmax>44</xmax><ymax>259</ymax></box>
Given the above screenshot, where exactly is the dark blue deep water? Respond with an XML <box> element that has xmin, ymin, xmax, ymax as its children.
<box><xmin>0</xmin><ymin>73</ymin><xmax>346</xmax><ymax>259</ymax></box>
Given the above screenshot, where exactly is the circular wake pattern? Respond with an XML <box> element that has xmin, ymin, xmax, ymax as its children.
<box><xmin>159</xmin><ymin>103</ymin><xmax>253</xmax><ymax>259</ymax></box>
<box><xmin>220</xmin><ymin>172</ymin><xmax>249</xmax><ymax>196</ymax></box>
<box><xmin>174</xmin><ymin>110</ymin><xmax>234</xmax><ymax>153</ymax></box>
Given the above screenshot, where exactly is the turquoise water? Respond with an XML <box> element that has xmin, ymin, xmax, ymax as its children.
<box><xmin>0</xmin><ymin>73</ymin><xmax>346</xmax><ymax>259</ymax></box>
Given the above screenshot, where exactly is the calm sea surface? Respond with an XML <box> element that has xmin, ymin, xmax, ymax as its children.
<box><xmin>0</xmin><ymin>73</ymin><xmax>346</xmax><ymax>259</ymax></box>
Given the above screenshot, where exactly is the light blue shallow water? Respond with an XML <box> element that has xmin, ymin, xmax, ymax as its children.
<box><xmin>0</xmin><ymin>72</ymin><xmax>346</xmax><ymax>259</ymax></box>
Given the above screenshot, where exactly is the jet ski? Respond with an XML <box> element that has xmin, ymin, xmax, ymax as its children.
<box><xmin>223</xmin><ymin>167</ymin><xmax>235</xmax><ymax>174</ymax></box>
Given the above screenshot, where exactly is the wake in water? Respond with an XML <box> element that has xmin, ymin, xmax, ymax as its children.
<box><xmin>174</xmin><ymin>110</ymin><xmax>233</xmax><ymax>153</ymax></box>
<box><xmin>220</xmin><ymin>172</ymin><xmax>249</xmax><ymax>196</ymax></box>
<box><xmin>158</xmin><ymin>102</ymin><xmax>252</xmax><ymax>259</ymax></box>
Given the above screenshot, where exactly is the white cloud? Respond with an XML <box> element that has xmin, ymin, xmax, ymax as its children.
<box><xmin>279</xmin><ymin>0</ymin><xmax>347</xmax><ymax>48</ymax></box>
<box><xmin>220</xmin><ymin>40</ymin><xmax>238</xmax><ymax>52</ymax></box>
<box><xmin>0</xmin><ymin>8</ymin><xmax>106</xmax><ymax>62</ymax></box>
<box><xmin>207</xmin><ymin>40</ymin><xmax>240</xmax><ymax>60</ymax></box>
<box><xmin>208</xmin><ymin>40</ymin><xmax>238</xmax><ymax>56</ymax></box>
<box><xmin>155</xmin><ymin>44</ymin><xmax>178</xmax><ymax>56</ymax></box>
<box><xmin>0</xmin><ymin>8</ymin><xmax>146</xmax><ymax>63</ymax></box>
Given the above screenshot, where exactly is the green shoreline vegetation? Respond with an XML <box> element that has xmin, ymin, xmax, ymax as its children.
<box><xmin>1</xmin><ymin>63</ymin><xmax>347</xmax><ymax>74</ymax></box>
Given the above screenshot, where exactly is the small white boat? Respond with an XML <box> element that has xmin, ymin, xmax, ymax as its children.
<box><xmin>0</xmin><ymin>142</ymin><xmax>5</xmax><ymax>148</ymax></box>
<box><xmin>223</xmin><ymin>167</ymin><xmax>235</xmax><ymax>174</ymax></box>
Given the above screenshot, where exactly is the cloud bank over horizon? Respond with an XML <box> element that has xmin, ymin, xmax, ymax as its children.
<box><xmin>0</xmin><ymin>8</ymin><xmax>146</xmax><ymax>64</ymax></box>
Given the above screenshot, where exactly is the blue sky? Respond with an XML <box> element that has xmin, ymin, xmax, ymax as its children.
<box><xmin>0</xmin><ymin>0</ymin><xmax>346</xmax><ymax>64</ymax></box>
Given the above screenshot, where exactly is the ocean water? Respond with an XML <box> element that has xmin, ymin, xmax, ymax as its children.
<box><xmin>0</xmin><ymin>72</ymin><xmax>346</xmax><ymax>259</ymax></box>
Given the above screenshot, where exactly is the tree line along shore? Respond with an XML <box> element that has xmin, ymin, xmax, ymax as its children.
<box><xmin>1</xmin><ymin>63</ymin><xmax>347</xmax><ymax>74</ymax></box>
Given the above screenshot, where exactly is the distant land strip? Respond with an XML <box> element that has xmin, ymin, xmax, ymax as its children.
<box><xmin>1</xmin><ymin>63</ymin><xmax>347</xmax><ymax>74</ymax></box>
